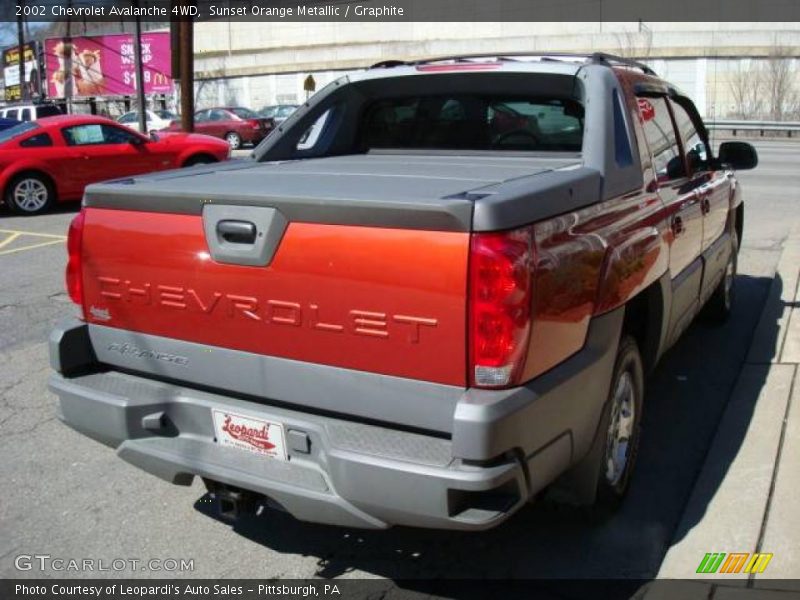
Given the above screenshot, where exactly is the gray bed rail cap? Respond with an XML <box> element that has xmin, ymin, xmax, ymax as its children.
<box><xmin>83</xmin><ymin>154</ymin><xmax>595</xmax><ymax>232</ymax></box>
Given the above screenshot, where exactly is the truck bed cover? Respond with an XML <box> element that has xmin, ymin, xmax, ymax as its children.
<box><xmin>84</xmin><ymin>153</ymin><xmax>597</xmax><ymax>232</ymax></box>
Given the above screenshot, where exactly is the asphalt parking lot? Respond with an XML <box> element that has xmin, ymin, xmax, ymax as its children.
<box><xmin>0</xmin><ymin>140</ymin><xmax>798</xmax><ymax>590</ymax></box>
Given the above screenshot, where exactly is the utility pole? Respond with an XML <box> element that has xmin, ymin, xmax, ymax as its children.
<box><xmin>65</xmin><ymin>0</ymin><xmax>73</xmax><ymax>114</ymax></box>
<box><xmin>17</xmin><ymin>0</ymin><xmax>26</xmax><ymax>102</ymax></box>
<box><xmin>179</xmin><ymin>11</ymin><xmax>194</xmax><ymax>132</ymax></box>
<box><xmin>133</xmin><ymin>8</ymin><xmax>148</xmax><ymax>133</ymax></box>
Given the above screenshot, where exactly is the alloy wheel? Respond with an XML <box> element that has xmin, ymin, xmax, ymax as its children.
<box><xmin>13</xmin><ymin>178</ymin><xmax>49</xmax><ymax>213</ymax></box>
<box><xmin>604</xmin><ymin>370</ymin><xmax>636</xmax><ymax>487</ymax></box>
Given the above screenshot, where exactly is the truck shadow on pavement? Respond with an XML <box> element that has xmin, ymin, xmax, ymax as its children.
<box><xmin>192</xmin><ymin>274</ymin><xmax>778</xmax><ymax>593</ymax></box>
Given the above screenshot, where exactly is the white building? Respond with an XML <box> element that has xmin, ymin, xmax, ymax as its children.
<box><xmin>190</xmin><ymin>21</ymin><xmax>800</xmax><ymax>119</ymax></box>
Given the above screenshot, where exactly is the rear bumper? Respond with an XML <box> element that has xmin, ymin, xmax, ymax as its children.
<box><xmin>48</xmin><ymin>308</ymin><xmax>622</xmax><ymax>530</ymax></box>
<box><xmin>50</xmin><ymin>370</ymin><xmax>527</xmax><ymax>530</ymax></box>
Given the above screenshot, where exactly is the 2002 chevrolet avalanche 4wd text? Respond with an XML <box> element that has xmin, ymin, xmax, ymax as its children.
<box><xmin>50</xmin><ymin>53</ymin><xmax>758</xmax><ymax>530</ymax></box>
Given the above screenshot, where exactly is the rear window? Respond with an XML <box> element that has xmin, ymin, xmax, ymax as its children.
<box><xmin>359</xmin><ymin>95</ymin><xmax>584</xmax><ymax>152</ymax></box>
<box><xmin>230</xmin><ymin>107</ymin><xmax>258</xmax><ymax>119</ymax></box>
<box><xmin>277</xmin><ymin>106</ymin><xmax>297</xmax><ymax>118</ymax></box>
<box><xmin>0</xmin><ymin>121</ymin><xmax>39</xmax><ymax>144</ymax></box>
<box><xmin>20</xmin><ymin>132</ymin><xmax>53</xmax><ymax>147</ymax></box>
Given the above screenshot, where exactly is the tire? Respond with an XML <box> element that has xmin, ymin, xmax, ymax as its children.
<box><xmin>702</xmin><ymin>233</ymin><xmax>738</xmax><ymax>323</ymax></box>
<box><xmin>224</xmin><ymin>132</ymin><xmax>242</xmax><ymax>150</ymax></box>
<box><xmin>183</xmin><ymin>155</ymin><xmax>217</xmax><ymax>168</ymax></box>
<box><xmin>593</xmin><ymin>335</ymin><xmax>645</xmax><ymax>515</ymax></box>
<box><xmin>5</xmin><ymin>173</ymin><xmax>55</xmax><ymax>215</ymax></box>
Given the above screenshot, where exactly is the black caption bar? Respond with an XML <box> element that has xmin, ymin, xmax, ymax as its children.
<box><xmin>1</xmin><ymin>579</ymin><xmax>654</xmax><ymax>600</ymax></box>
<box><xmin>2</xmin><ymin>0</ymin><xmax>800</xmax><ymax>22</ymax></box>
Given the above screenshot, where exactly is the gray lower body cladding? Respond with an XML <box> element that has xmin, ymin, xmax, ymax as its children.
<box><xmin>48</xmin><ymin>308</ymin><xmax>622</xmax><ymax>530</ymax></box>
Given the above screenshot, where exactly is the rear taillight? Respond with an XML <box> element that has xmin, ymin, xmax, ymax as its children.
<box><xmin>66</xmin><ymin>210</ymin><xmax>85</xmax><ymax>308</ymax></box>
<box><xmin>249</xmin><ymin>119</ymin><xmax>261</xmax><ymax>130</ymax></box>
<box><xmin>468</xmin><ymin>226</ymin><xmax>534</xmax><ymax>388</ymax></box>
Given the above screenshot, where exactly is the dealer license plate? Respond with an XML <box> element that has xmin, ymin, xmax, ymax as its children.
<box><xmin>212</xmin><ymin>409</ymin><xmax>287</xmax><ymax>461</ymax></box>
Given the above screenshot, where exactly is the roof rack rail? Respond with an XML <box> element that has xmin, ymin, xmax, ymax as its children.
<box><xmin>587</xmin><ymin>52</ymin><xmax>656</xmax><ymax>75</ymax></box>
<box><xmin>369</xmin><ymin>52</ymin><xmax>657</xmax><ymax>76</ymax></box>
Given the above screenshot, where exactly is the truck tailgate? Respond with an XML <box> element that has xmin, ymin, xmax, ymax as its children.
<box><xmin>80</xmin><ymin>207</ymin><xmax>469</xmax><ymax>386</ymax></box>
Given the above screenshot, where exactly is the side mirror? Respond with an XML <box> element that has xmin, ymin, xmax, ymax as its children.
<box><xmin>686</xmin><ymin>148</ymin><xmax>704</xmax><ymax>172</ymax></box>
<box><xmin>718</xmin><ymin>141</ymin><xmax>758</xmax><ymax>170</ymax></box>
<box><xmin>666</xmin><ymin>155</ymin><xmax>686</xmax><ymax>179</ymax></box>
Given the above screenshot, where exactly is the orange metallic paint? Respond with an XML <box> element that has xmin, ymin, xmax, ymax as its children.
<box><xmin>80</xmin><ymin>208</ymin><xmax>469</xmax><ymax>386</ymax></box>
<box><xmin>523</xmin><ymin>189</ymin><xmax>669</xmax><ymax>380</ymax></box>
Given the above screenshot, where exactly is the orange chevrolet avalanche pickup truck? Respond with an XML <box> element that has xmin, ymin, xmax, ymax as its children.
<box><xmin>49</xmin><ymin>53</ymin><xmax>757</xmax><ymax>530</ymax></box>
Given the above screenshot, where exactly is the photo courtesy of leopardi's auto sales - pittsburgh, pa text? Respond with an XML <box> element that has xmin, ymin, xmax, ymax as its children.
<box><xmin>13</xmin><ymin>583</ymin><xmax>341</xmax><ymax>598</ymax></box>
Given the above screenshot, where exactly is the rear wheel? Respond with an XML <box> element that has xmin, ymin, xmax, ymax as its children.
<box><xmin>593</xmin><ymin>335</ymin><xmax>644</xmax><ymax>514</ymax></box>
<box><xmin>702</xmin><ymin>233</ymin><xmax>738</xmax><ymax>323</ymax></box>
<box><xmin>5</xmin><ymin>173</ymin><xmax>54</xmax><ymax>215</ymax></box>
<box><xmin>225</xmin><ymin>132</ymin><xmax>242</xmax><ymax>150</ymax></box>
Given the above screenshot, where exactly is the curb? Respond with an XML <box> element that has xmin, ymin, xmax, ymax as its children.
<box><xmin>652</xmin><ymin>225</ymin><xmax>800</xmax><ymax>593</ymax></box>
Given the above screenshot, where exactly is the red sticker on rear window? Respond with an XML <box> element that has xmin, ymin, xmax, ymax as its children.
<box><xmin>638</xmin><ymin>98</ymin><xmax>655</xmax><ymax>121</ymax></box>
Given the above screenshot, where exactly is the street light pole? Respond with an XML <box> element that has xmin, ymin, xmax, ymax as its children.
<box><xmin>179</xmin><ymin>12</ymin><xmax>194</xmax><ymax>132</ymax></box>
<box><xmin>133</xmin><ymin>12</ymin><xmax>148</xmax><ymax>133</ymax></box>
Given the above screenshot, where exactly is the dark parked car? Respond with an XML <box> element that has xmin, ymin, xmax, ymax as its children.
<box><xmin>259</xmin><ymin>104</ymin><xmax>298</xmax><ymax>124</ymax></box>
<box><xmin>0</xmin><ymin>117</ymin><xmax>21</xmax><ymax>132</ymax></box>
<box><xmin>165</xmin><ymin>107</ymin><xmax>274</xmax><ymax>149</ymax></box>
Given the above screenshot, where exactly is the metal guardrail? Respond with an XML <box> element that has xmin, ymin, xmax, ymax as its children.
<box><xmin>706</xmin><ymin>120</ymin><xmax>800</xmax><ymax>137</ymax></box>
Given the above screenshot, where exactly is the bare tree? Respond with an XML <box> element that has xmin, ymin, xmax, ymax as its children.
<box><xmin>728</xmin><ymin>60</ymin><xmax>765</xmax><ymax>119</ymax></box>
<box><xmin>763</xmin><ymin>45</ymin><xmax>799</xmax><ymax>121</ymax></box>
<box><xmin>615</xmin><ymin>22</ymin><xmax>653</xmax><ymax>60</ymax></box>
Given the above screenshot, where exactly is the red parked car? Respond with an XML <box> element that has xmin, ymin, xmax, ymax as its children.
<box><xmin>164</xmin><ymin>107</ymin><xmax>274</xmax><ymax>149</ymax></box>
<box><xmin>0</xmin><ymin>115</ymin><xmax>230</xmax><ymax>215</ymax></box>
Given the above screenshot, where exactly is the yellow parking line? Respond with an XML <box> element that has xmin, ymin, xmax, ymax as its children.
<box><xmin>0</xmin><ymin>228</ymin><xmax>67</xmax><ymax>240</ymax></box>
<box><xmin>0</xmin><ymin>232</ymin><xmax>21</xmax><ymax>250</ymax></box>
<box><xmin>0</xmin><ymin>238</ymin><xmax>64</xmax><ymax>256</ymax></box>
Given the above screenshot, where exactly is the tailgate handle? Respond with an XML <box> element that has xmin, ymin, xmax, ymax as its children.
<box><xmin>217</xmin><ymin>220</ymin><xmax>257</xmax><ymax>244</ymax></box>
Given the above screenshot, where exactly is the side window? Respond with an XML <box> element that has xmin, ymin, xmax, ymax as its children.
<box><xmin>669</xmin><ymin>99</ymin><xmax>709</xmax><ymax>173</ymax></box>
<box><xmin>6</xmin><ymin>109</ymin><xmax>18</xmax><ymax>120</ymax></box>
<box><xmin>119</xmin><ymin>113</ymin><xmax>136</xmax><ymax>124</ymax></box>
<box><xmin>210</xmin><ymin>109</ymin><xmax>229</xmax><ymax>121</ymax></box>
<box><xmin>62</xmin><ymin>124</ymin><xmax>138</xmax><ymax>145</ymax></box>
<box><xmin>63</xmin><ymin>124</ymin><xmax>105</xmax><ymax>145</ymax></box>
<box><xmin>195</xmin><ymin>110</ymin><xmax>210</xmax><ymax>122</ymax></box>
<box><xmin>297</xmin><ymin>109</ymin><xmax>332</xmax><ymax>151</ymax></box>
<box><xmin>102</xmin><ymin>124</ymin><xmax>139</xmax><ymax>144</ymax></box>
<box><xmin>21</xmin><ymin>109</ymin><xmax>32</xmax><ymax>122</ymax></box>
<box><xmin>637</xmin><ymin>96</ymin><xmax>685</xmax><ymax>182</ymax></box>
<box><xmin>20</xmin><ymin>133</ymin><xmax>53</xmax><ymax>147</ymax></box>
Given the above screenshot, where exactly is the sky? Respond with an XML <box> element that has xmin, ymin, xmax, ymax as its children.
<box><xmin>0</xmin><ymin>22</ymin><xmax>48</xmax><ymax>49</ymax></box>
